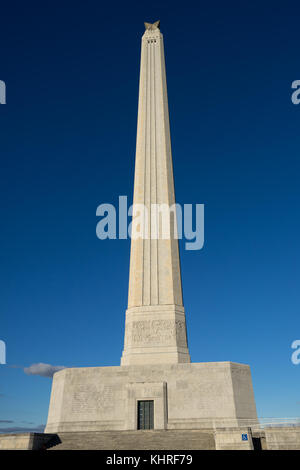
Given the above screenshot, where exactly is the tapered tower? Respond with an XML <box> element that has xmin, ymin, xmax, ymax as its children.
<box><xmin>121</xmin><ymin>21</ymin><xmax>191</xmax><ymax>365</ymax></box>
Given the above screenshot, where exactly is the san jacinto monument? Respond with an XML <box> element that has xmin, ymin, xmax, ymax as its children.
<box><xmin>45</xmin><ymin>21</ymin><xmax>258</xmax><ymax>439</ymax></box>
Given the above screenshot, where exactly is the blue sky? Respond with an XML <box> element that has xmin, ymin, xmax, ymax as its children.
<box><xmin>0</xmin><ymin>0</ymin><xmax>300</xmax><ymax>432</ymax></box>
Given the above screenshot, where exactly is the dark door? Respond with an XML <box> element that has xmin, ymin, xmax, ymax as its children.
<box><xmin>137</xmin><ymin>400</ymin><xmax>154</xmax><ymax>430</ymax></box>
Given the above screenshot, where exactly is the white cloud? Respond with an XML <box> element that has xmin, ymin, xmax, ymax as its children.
<box><xmin>24</xmin><ymin>363</ymin><xmax>65</xmax><ymax>378</ymax></box>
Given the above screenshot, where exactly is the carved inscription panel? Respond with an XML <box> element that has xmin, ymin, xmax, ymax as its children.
<box><xmin>126</xmin><ymin>319</ymin><xmax>187</xmax><ymax>347</ymax></box>
<box><xmin>71</xmin><ymin>384</ymin><xmax>123</xmax><ymax>415</ymax></box>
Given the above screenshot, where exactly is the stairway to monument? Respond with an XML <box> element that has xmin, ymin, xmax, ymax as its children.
<box><xmin>48</xmin><ymin>430</ymin><xmax>216</xmax><ymax>450</ymax></box>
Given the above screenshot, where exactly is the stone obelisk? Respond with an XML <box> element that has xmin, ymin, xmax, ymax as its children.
<box><xmin>44</xmin><ymin>22</ymin><xmax>258</xmax><ymax>438</ymax></box>
<box><xmin>121</xmin><ymin>21</ymin><xmax>191</xmax><ymax>365</ymax></box>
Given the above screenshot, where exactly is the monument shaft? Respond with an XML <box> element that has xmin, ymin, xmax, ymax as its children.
<box><xmin>121</xmin><ymin>24</ymin><xmax>191</xmax><ymax>365</ymax></box>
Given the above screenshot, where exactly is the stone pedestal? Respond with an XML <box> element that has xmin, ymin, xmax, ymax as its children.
<box><xmin>45</xmin><ymin>362</ymin><xmax>258</xmax><ymax>433</ymax></box>
<box><xmin>121</xmin><ymin>306</ymin><xmax>190</xmax><ymax>365</ymax></box>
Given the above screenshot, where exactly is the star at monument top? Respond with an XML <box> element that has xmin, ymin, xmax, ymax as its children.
<box><xmin>144</xmin><ymin>20</ymin><xmax>160</xmax><ymax>30</ymax></box>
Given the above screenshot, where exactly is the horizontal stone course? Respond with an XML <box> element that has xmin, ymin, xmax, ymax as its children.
<box><xmin>48</xmin><ymin>430</ymin><xmax>215</xmax><ymax>450</ymax></box>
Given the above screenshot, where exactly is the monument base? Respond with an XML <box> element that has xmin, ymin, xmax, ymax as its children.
<box><xmin>45</xmin><ymin>362</ymin><xmax>258</xmax><ymax>433</ymax></box>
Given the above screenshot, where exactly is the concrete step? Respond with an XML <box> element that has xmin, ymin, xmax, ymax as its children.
<box><xmin>49</xmin><ymin>430</ymin><xmax>215</xmax><ymax>450</ymax></box>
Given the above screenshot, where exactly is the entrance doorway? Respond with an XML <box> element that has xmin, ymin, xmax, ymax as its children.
<box><xmin>137</xmin><ymin>400</ymin><xmax>154</xmax><ymax>430</ymax></box>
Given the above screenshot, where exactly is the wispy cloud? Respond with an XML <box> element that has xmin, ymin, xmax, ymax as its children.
<box><xmin>24</xmin><ymin>363</ymin><xmax>65</xmax><ymax>378</ymax></box>
<box><xmin>0</xmin><ymin>420</ymin><xmax>14</xmax><ymax>424</ymax></box>
<box><xmin>0</xmin><ymin>424</ymin><xmax>45</xmax><ymax>434</ymax></box>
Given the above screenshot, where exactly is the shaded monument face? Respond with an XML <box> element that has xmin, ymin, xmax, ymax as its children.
<box><xmin>121</xmin><ymin>21</ymin><xmax>191</xmax><ymax>366</ymax></box>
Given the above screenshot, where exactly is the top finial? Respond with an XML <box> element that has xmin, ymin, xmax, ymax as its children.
<box><xmin>144</xmin><ymin>20</ymin><xmax>160</xmax><ymax>31</ymax></box>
